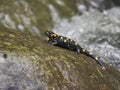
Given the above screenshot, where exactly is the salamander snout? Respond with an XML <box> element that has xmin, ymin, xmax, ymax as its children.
<box><xmin>45</xmin><ymin>31</ymin><xmax>54</xmax><ymax>37</ymax></box>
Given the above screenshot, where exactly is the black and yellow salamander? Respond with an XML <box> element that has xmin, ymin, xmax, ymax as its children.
<box><xmin>45</xmin><ymin>31</ymin><xmax>105</xmax><ymax>69</ymax></box>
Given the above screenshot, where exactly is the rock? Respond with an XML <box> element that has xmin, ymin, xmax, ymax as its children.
<box><xmin>112</xmin><ymin>0</ymin><xmax>120</xmax><ymax>6</ymax></box>
<box><xmin>0</xmin><ymin>25</ymin><xmax>120</xmax><ymax>90</ymax></box>
<box><xmin>87</xmin><ymin>0</ymin><xmax>113</xmax><ymax>10</ymax></box>
<box><xmin>0</xmin><ymin>0</ymin><xmax>89</xmax><ymax>36</ymax></box>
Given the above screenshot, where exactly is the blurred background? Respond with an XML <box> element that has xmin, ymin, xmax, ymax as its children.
<box><xmin>0</xmin><ymin>0</ymin><xmax>120</xmax><ymax>71</ymax></box>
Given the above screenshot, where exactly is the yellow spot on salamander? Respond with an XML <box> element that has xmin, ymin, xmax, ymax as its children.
<box><xmin>60</xmin><ymin>36</ymin><xmax>63</xmax><ymax>39</ymax></box>
<box><xmin>75</xmin><ymin>42</ymin><xmax>78</xmax><ymax>45</ymax></box>
<box><xmin>95</xmin><ymin>57</ymin><xmax>99</xmax><ymax>60</ymax></box>
<box><xmin>68</xmin><ymin>44</ymin><xmax>70</xmax><ymax>46</ymax></box>
<box><xmin>51</xmin><ymin>34</ymin><xmax>57</xmax><ymax>37</ymax></box>
<box><xmin>64</xmin><ymin>39</ymin><xmax>67</xmax><ymax>42</ymax></box>
<box><xmin>82</xmin><ymin>49</ymin><xmax>86</xmax><ymax>52</ymax></box>
<box><xmin>89</xmin><ymin>52</ymin><xmax>92</xmax><ymax>55</ymax></box>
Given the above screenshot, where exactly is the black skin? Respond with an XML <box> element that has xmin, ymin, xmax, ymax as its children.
<box><xmin>45</xmin><ymin>31</ymin><xmax>105</xmax><ymax>69</ymax></box>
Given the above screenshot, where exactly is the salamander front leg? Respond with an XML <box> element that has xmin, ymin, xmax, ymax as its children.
<box><xmin>50</xmin><ymin>39</ymin><xmax>58</xmax><ymax>46</ymax></box>
<box><xmin>47</xmin><ymin>38</ymin><xmax>57</xmax><ymax>46</ymax></box>
<box><xmin>47</xmin><ymin>38</ymin><xmax>51</xmax><ymax>43</ymax></box>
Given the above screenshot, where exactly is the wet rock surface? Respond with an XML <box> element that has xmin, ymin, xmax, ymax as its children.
<box><xmin>0</xmin><ymin>25</ymin><xmax>120</xmax><ymax>90</ymax></box>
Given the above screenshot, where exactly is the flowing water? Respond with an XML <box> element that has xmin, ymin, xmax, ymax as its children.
<box><xmin>51</xmin><ymin>8</ymin><xmax>120</xmax><ymax>71</ymax></box>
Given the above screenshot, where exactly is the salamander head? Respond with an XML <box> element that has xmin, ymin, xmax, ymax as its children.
<box><xmin>45</xmin><ymin>31</ymin><xmax>57</xmax><ymax>38</ymax></box>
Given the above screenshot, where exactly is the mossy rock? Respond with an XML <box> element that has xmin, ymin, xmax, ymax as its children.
<box><xmin>0</xmin><ymin>25</ymin><xmax>120</xmax><ymax>90</ymax></box>
<box><xmin>0</xmin><ymin>0</ymin><xmax>89</xmax><ymax>36</ymax></box>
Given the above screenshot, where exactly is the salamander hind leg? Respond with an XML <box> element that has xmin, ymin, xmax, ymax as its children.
<box><xmin>51</xmin><ymin>40</ymin><xmax>58</xmax><ymax>46</ymax></box>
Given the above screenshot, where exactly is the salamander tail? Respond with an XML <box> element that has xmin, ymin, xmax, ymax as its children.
<box><xmin>81</xmin><ymin>48</ymin><xmax>105</xmax><ymax>70</ymax></box>
<box><xmin>94</xmin><ymin>56</ymin><xmax>106</xmax><ymax>70</ymax></box>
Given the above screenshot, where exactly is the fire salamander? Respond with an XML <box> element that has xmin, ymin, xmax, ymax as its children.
<box><xmin>45</xmin><ymin>31</ymin><xmax>105</xmax><ymax>69</ymax></box>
